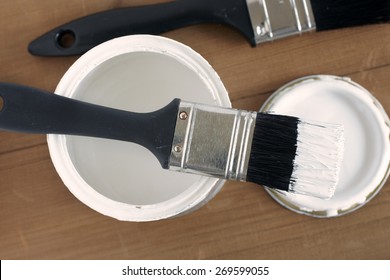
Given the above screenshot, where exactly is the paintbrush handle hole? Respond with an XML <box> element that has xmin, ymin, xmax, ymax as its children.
<box><xmin>56</xmin><ymin>30</ymin><xmax>76</xmax><ymax>49</ymax></box>
<box><xmin>0</xmin><ymin>95</ymin><xmax>3</xmax><ymax>112</ymax></box>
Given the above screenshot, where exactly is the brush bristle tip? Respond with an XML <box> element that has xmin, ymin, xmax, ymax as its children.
<box><xmin>288</xmin><ymin>120</ymin><xmax>345</xmax><ymax>199</ymax></box>
<box><xmin>246</xmin><ymin>113</ymin><xmax>344</xmax><ymax>200</ymax></box>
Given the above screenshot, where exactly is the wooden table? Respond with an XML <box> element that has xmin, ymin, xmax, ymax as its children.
<box><xmin>1</xmin><ymin>0</ymin><xmax>389</xmax><ymax>259</ymax></box>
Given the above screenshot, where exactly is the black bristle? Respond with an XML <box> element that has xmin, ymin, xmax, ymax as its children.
<box><xmin>311</xmin><ymin>0</ymin><xmax>390</xmax><ymax>31</ymax></box>
<box><xmin>246</xmin><ymin>113</ymin><xmax>299</xmax><ymax>191</ymax></box>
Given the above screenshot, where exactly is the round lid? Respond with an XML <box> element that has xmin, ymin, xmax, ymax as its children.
<box><xmin>261</xmin><ymin>75</ymin><xmax>390</xmax><ymax>217</ymax></box>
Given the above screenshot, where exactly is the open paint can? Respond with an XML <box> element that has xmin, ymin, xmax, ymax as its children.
<box><xmin>261</xmin><ymin>75</ymin><xmax>390</xmax><ymax>217</ymax></box>
<box><xmin>48</xmin><ymin>35</ymin><xmax>231</xmax><ymax>221</ymax></box>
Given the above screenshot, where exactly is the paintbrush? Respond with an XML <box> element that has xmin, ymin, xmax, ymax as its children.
<box><xmin>28</xmin><ymin>0</ymin><xmax>390</xmax><ymax>56</ymax></box>
<box><xmin>0</xmin><ymin>83</ymin><xmax>344</xmax><ymax>199</ymax></box>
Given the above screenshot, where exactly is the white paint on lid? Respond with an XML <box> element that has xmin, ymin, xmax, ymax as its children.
<box><xmin>261</xmin><ymin>75</ymin><xmax>390</xmax><ymax>217</ymax></box>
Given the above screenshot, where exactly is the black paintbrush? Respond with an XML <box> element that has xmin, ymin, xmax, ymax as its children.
<box><xmin>0</xmin><ymin>83</ymin><xmax>344</xmax><ymax>199</ymax></box>
<box><xmin>28</xmin><ymin>0</ymin><xmax>390</xmax><ymax>56</ymax></box>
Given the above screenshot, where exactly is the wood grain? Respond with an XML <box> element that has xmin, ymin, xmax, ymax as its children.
<box><xmin>0</xmin><ymin>0</ymin><xmax>389</xmax><ymax>259</ymax></box>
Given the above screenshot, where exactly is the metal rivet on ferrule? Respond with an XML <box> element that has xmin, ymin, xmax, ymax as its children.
<box><xmin>174</xmin><ymin>145</ymin><xmax>182</xmax><ymax>153</ymax></box>
<box><xmin>258</xmin><ymin>23</ymin><xmax>267</xmax><ymax>36</ymax></box>
<box><xmin>179</xmin><ymin>111</ymin><xmax>188</xmax><ymax>120</ymax></box>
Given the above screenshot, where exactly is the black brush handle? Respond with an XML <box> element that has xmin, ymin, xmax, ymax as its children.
<box><xmin>28</xmin><ymin>0</ymin><xmax>253</xmax><ymax>56</ymax></box>
<box><xmin>0</xmin><ymin>83</ymin><xmax>180</xmax><ymax>168</ymax></box>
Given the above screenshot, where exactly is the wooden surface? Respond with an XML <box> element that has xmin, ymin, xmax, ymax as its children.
<box><xmin>1</xmin><ymin>0</ymin><xmax>389</xmax><ymax>260</ymax></box>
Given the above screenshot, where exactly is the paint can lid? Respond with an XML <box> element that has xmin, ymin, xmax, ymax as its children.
<box><xmin>260</xmin><ymin>75</ymin><xmax>390</xmax><ymax>217</ymax></box>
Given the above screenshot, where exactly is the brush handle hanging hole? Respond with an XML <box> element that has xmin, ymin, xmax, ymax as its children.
<box><xmin>0</xmin><ymin>95</ymin><xmax>4</xmax><ymax>112</ymax></box>
<box><xmin>56</xmin><ymin>30</ymin><xmax>76</xmax><ymax>49</ymax></box>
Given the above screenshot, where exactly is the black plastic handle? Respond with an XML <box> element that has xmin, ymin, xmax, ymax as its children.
<box><xmin>28</xmin><ymin>0</ymin><xmax>254</xmax><ymax>56</ymax></box>
<box><xmin>0</xmin><ymin>83</ymin><xmax>180</xmax><ymax>168</ymax></box>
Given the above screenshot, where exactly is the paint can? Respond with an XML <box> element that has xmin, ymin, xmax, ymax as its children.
<box><xmin>261</xmin><ymin>75</ymin><xmax>390</xmax><ymax>217</ymax></box>
<box><xmin>47</xmin><ymin>35</ymin><xmax>231</xmax><ymax>221</ymax></box>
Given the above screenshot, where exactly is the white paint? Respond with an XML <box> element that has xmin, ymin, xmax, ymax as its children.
<box><xmin>47</xmin><ymin>35</ymin><xmax>231</xmax><ymax>221</ymax></box>
<box><xmin>289</xmin><ymin>120</ymin><xmax>344</xmax><ymax>199</ymax></box>
<box><xmin>261</xmin><ymin>75</ymin><xmax>390</xmax><ymax>217</ymax></box>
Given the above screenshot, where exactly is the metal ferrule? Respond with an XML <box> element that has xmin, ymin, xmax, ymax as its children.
<box><xmin>169</xmin><ymin>101</ymin><xmax>257</xmax><ymax>181</ymax></box>
<box><xmin>246</xmin><ymin>0</ymin><xmax>316</xmax><ymax>44</ymax></box>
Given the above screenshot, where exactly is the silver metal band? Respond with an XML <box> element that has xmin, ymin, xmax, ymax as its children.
<box><xmin>246</xmin><ymin>0</ymin><xmax>316</xmax><ymax>44</ymax></box>
<box><xmin>169</xmin><ymin>101</ymin><xmax>257</xmax><ymax>181</ymax></box>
